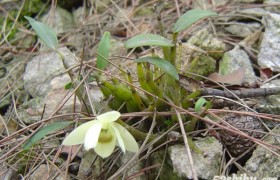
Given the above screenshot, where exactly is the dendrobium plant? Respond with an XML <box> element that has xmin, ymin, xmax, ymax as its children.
<box><xmin>62</xmin><ymin>111</ymin><xmax>139</xmax><ymax>158</ymax></box>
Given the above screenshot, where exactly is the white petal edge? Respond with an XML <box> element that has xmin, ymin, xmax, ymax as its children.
<box><xmin>97</xmin><ymin>111</ymin><xmax>121</xmax><ymax>123</ymax></box>
<box><xmin>84</xmin><ymin>121</ymin><xmax>102</xmax><ymax>150</ymax></box>
<box><xmin>110</xmin><ymin>123</ymin><xmax>126</xmax><ymax>153</ymax></box>
<box><xmin>94</xmin><ymin>127</ymin><xmax>117</xmax><ymax>158</ymax></box>
<box><xmin>112</xmin><ymin>122</ymin><xmax>139</xmax><ymax>152</ymax></box>
<box><xmin>62</xmin><ymin>120</ymin><xmax>97</xmax><ymax>146</ymax></box>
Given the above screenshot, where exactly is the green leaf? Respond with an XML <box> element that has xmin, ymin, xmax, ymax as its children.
<box><xmin>135</xmin><ymin>57</ymin><xmax>179</xmax><ymax>80</ymax></box>
<box><xmin>195</xmin><ymin>97</ymin><xmax>206</xmax><ymax>113</ymax></box>
<box><xmin>23</xmin><ymin>121</ymin><xmax>73</xmax><ymax>150</ymax></box>
<box><xmin>125</xmin><ymin>34</ymin><xmax>174</xmax><ymax>48</ymax></box>
<box><xmin>25</xmin><ymin>16</ymin><xmax>58</xmax><ymax>50</ymax></box>
<box><xmin>64</xmin><ymin>81</ymin><xmax>72</xmax><ymax>90</ymax></box>
<box><xmin>97</xmin><ymin>31</ymin><xmax>111</xmax><ymax>70</ymax></box>
<box><xmin>173</xmin><ymin>9</ymin><xmax>218</xmax><ymax>33</ymax></box>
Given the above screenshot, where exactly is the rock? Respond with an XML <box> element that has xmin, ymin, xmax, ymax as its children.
<box><xmin>258</xmin><ymin>13</ymin><xmax>280</xmax><ymax>72</ymax></box>
<box><xmin>244</xmin><ymin>126</ymin><xmax>280</xmax><ymax>178</ymax></box>
<box><xmin>256</xmin><ymin>79</ymin><xmax>280</xmax><ymax>124</ymax></box>
<box><xmin>219</xmin><ymin>46</ymin><xmax>257</xmax><ymax>86</ymax></box>
<box><xmin>264</xmin><ymin>0</ymin><xmax>280</xmax><ymax>14</ymax></box>
<box><xmin>150</xmin><ymin>150</ymin><xmax>180</xmax><ymax>180</ymax></box>
<box><xmin>187</xmin><ymin>55</ymin><xmax>216</xmax><ymax>80</ymax></box>
<box><xmin>22</xmin><ymin>46</ymin><xmax>104</xmax><ymax>121</ymax></box>
<box><xmin>118</xmin><ymin>152</ymin><xmax>144</xmax><ymax>180</ymax></box>
<box><xmin>178</xmin><ymin>43</ymin><xmax>216</xmax><ymax>80</ymax></box>
<box><xmin>30</xmin><ymin>164</ymin><xmax>67</xmax><ymax>180</ymax></box>
<box><xmin>237</xmin><ymin>8</ymin><xmax>268</xmax><ymax>18</ymax></box>
<box><xmin>261</xmin><ymin>79</ymin><xmax>280</xmax><ymax>106</ymax></box>
<box><xmin>43</xmin><ymin>74</ymin><xmax>81</xmax><ymax>118</ymax></box>
<box><xmin>168</xmin><ymin>137</ymin><xmax>223</xmax><ymax>179</ymax></box>
<box><xmin>187</xmin><ymin>29</ymin><xmax>226</xmax><ymax>59</ymax></box>
<box><xmin>225</xmin><ymin>22</ymin><xmax>261</xmax><ymax>38</ymax></box>
<box><xmin>4</xmin><ymin>97</ymin><xmax>44</xmax><ymax>124</ymax></box>
<box><xmin>77</xmin><ymin>150</ymin><xmax>97</xmax><ymax>179</ymax></box>
<box><xmin>191</xmin><ymin>0</ymin><xmax>229</xmax><ymax>10</ymax></box>
<box><xmin>0</xmin><ymin>58</ymin><xmax>26</xmax><ymax>107</ymax></box>
<box><xmin>41</xmin><ymin>7</ymin><xmax>74</xmax><ymax>35</ymax></box>
<box><xmin>23</xmin><ymin>47</ymin><xmax>78</xmax><ymax>97</ymax></box>
<box><xmin>152</xmin><ymin>42</ymin><xmax>216</xmax><ymax>79</ymax></box>
<box><xmin>0</xmin><ymin>165</ymin><xmax>17</xmax><ymax>180</ymax></box>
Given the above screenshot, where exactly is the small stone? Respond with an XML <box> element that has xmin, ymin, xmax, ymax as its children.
<box><xmin>23</xmin><ymin>47</ymin><xmax>78</xmax><ymax>97</ymax></box>
<box><xmin>258</xmin><ymin>12</ymin><xmax>280</xmax><ymax>72</ymax></box>
<box><xmin>219</xmin><ymin>46</ymin><xmax>258</xmax><ymax>86</ymax></box>
<box><xmin>188</xmin><ymin>29</ymin><xmax>226</xmax><ymax>59</ymax></box>
<box><xmin>41</xmin><ymin>7</ymin><xmax>74</xmax><ymax>35</ymax></box>
<box><xmin>244</xmin><ymin>126</ymin><xmax>280</xmax><ymax>178</ymax></box>
<box><xmin>225</xmin><ymin>22</ymin><xmax>261</xmax><ymax>38</ymax></box>
<box><xmin>168</xmin><ymin>137</ymin><xmax>223</xmax><ymax>179</ymax></box>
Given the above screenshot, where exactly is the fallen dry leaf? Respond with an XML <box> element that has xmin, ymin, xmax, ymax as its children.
<box><xmin>208</xmin><ymin>68</ymin><xmax>245</xmax><ymax>85</ymax></box>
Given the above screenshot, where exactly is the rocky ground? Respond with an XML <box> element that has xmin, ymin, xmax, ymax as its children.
<box><xmin>0</xmin><ymin>0</ymin><xmax>280</xmax><ymax>179</ymax></box>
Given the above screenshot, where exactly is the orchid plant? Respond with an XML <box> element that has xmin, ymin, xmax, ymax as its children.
<box><xmin>62</xmin><ymin>111</ymin><xmax>139</xmax><ymax>158</ymax></box>
<box><xmin>23</xmin><ymin>8</ymin><xmax>216</xmax><ymax>158</ymax></box>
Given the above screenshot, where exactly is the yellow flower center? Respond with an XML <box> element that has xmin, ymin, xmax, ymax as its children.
<box><xmin>98</xmin><ymin>129</ymin><xmax>113</xmax><ymax>143</ymax></box>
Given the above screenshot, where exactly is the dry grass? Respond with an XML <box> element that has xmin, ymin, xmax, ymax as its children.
<box><xmin>1</xmin><ymin>0</ymin><xmax>280</xmax><ymax>179</ymax></box>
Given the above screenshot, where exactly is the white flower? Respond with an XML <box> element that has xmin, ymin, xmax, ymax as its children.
<box><xmin>62</xmin><ymin>111</ymin><xmax>139</xmax><ymax>158</ymax></box>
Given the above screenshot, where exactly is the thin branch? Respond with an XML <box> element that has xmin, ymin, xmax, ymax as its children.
<box><xmin>201</xmin><ymin>87</ymin><xmax>280</xmax><ymax>99</ymax></box>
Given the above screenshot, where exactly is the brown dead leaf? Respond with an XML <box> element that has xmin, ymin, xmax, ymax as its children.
<box><xmin>208</xmin><ymin>68</ymin><xmax>245</xmax><ymax>85</ymax></box>
<box><xmin>260</xmin><ymin>68</ymin><xmax>273</xmax><ymax>80</ymax></box>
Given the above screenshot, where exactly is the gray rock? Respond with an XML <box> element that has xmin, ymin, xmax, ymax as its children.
<box><xmin>118</xmin><ymin>152</ymin><xmax>144</xmax><ymax>180</ymax></box>
<box><xmin>258</xmin><ymin>13</ymin><xmax>280</xmax><ymax>72</ymax></box>
<box><xmin>187</xmin><ymin>29</ymin><xmax>226</xmax><ymax>59</ymax></box>
<box><xmin>219</xmin><ymin>46</ymin><xmax>257</xmax><ymax>86</ymax></box>
<box><xmin>43</xmin><ymin>74</ymin><xmax>81</xmax><ymax>119</ymax></box>
<box><xmin>168</xmin><ymin>137</ymin><xmax>223</xmax><ymax>179</ymax></box>
<box><xmin>4</xmin><ymin>97</ymin><xmax>44</xmax><ymax>124</ymax></box>
<box><xmin>41</xmin><ymin>7</ymin><xmax>74</xmax><ymax>35</ymax></box>
<box><xmin>77</xmin><ymin>150</ymin><xmax>97</xmax><ymax>179</ymax></box>
<box><xmin>0</xmin><ymin>165</ymin><xmax>17</xmax><ymax>180</ymax></box>
<box><xmin>177</xmin><ymin>43</ymin><xmax>217</xmax><ymax>80</ymax></box>
<box><xmin>244</xmin><ymin>126</ymin><xmax>280</xmax><ymax>178</ymax></box>
<box><xmin>237</xmin><ymin>8</ymin><xmax>268</xmax><ymax>18</ymax></box>
<box><xmin>262</xmin><ymin>79</ymin><xmax>280</xmax><ymax>106</ymax></box>
<box><xmin>191</xmin><ymin>0</ymin><xmax>229</xmax><ymax>9</ymax></box>
<box><xmin>264</xmin><ymin>0</ymin><xmax>280</xmax><ymax>14</ymax></box>
<box><xmin>257</xmin><ymin>79</ymin><xmax>280</xmax><ymax>124</ymax></box>
<box><xmin>150</xmin><ymin>150</ymin><xmax>181</xmax><ymax>180</ymax></box>
<box><xmin>225</xmin><ymin>22</ymin><xmax>261</xmax><ymax>38</ymax></box>
<box><xmin>23</xmin><ymin>47</ymin><xmax>78</xmax><ymax>97</ymax></box>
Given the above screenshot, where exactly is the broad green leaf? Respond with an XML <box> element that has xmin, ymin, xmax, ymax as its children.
<box><xmin>97</xmin><ymin>31</ymin><xmax>111</xmax><ymax>70</ymax></box>
<box><xmin>135</xmin><ymin>57</ymin><xmax>179</xmax><ymax>80</ymax></box>
<box><xmin>194</xmin><ymin>97</ymin><xmax>211</xmax><ymax>113</ymax></box>
<box><xmin>173</xmin><ymin>9</ymin><xmax>218</xmax><ymax>33</ymax></box>
<box><xmin>25</xmin><ymin>16</ymin><xmax>58</xmax><ymax>50</ymax></box>
<box><xmin>125</xmin><ymin>34</ymin><xmax>174</xmax><ymax>48</ymax></box>
<box><xmin>23</xmin><ymin>121</ymin><xmax>73</xmax><ymax>150</ymax></box>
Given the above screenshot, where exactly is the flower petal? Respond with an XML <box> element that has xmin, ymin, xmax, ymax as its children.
<box><xmin>94</xmin><ymin>127</ymin><xmax>117</xmax><ymax>158</ymax></box>
<box><xmin>84</xmin><ymin>121</ymin><xmax>102</xmax><ymax>150</ymax></box>
<box><xmin>62</xmin><ymin>120</ymin><xmax>97</xmax><ymax>146</ymax></box>
<box><xmin>112</xmin><ymin>122</ymin><xmax>139</xmax><ymax>152</ymax></box>
<box><xmin>110</xmin><ymin>123</ymin><xmax>125</xmax><ymax>153</ymax></box>
<box><xmin>97</xmin><ymin>111</ymin><xmax>121</xmax><ymax>123</ymax></box>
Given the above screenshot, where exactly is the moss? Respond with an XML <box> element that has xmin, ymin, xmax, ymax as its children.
<box><xmin>187</xmin><ymin>55</ymin><xmax>216</xmax><ymax>80</ymax></box>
